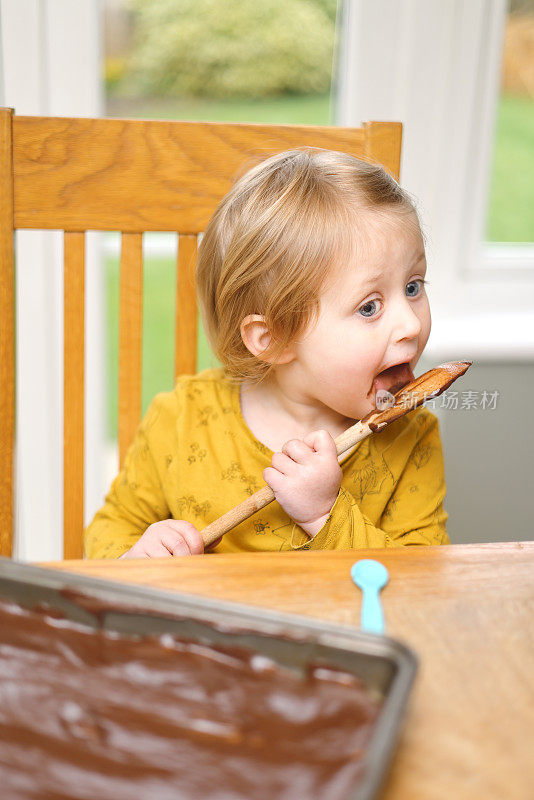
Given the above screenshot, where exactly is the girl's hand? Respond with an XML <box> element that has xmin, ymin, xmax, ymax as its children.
<box><xmin>263</xmin><ymin>430</ymin><xmax>342</xmax><ymax>538</ymax></box>
<box><xmin>119</xmin><ymin>519</ymin><xmax>204</xmax><ymax>559</ymax></box>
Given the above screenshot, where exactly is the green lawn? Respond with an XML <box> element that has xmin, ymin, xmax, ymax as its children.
<box><xmin>106</xmin><ymin>254</ymin><xmax>220</xmax><ymax>438</ymax></box>
<box><xmin>106</xmin><ymin>92</ymin><xmax>333</xmax><ymax>125</ymax></box>
<box><xmin>104</xmin><ymin>91</ymin><xmax>534</xmax><ymax>437</ymax></box>
<box><xmin>486</xmin><ymin>93</ymin><xmax>534</xmax><ymax>242</ymax></box>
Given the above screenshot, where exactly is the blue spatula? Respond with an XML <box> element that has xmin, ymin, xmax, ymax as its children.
<box><xmin>351</xmin><ymin>559</ymin><xmax>389</xmax><ymax>635</ymax></box>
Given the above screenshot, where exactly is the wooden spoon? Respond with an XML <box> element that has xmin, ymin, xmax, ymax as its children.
<box><xmin>201</xmin><ymin>360</ymin><xmax>472</xmax><ymax>547</ymax></box>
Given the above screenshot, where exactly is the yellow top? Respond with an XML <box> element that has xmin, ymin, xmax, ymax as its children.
<box><xmin>84</xmin><ymin>368</ymin><xmax>450</xmax><ymax>559</ymax></box>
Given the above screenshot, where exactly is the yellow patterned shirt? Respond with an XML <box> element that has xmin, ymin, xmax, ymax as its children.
<box><xmin>84</xmin><ymin>368</ymin><xmax>450</xmax><ymax>558</ymax></box>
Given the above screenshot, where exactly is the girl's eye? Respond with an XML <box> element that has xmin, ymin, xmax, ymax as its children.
<box><xmin>406</xmin><ymin>279</ymin><xmax>426</xmax><ymax>298</ymax></box>
<box><xmin>358</xmin><ymin>299</ymin><xmax>382</xmax><ymax>318</ymax></box>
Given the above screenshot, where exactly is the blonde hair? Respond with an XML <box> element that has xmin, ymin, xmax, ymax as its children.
<box><xmin>195</xmin><ymin>148</ymin><xmax>419</xmax><ymax>385</ymax></box>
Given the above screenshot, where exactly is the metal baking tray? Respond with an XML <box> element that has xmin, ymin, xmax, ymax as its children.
<box><xmin>0</xmin><ymin>556</ymin><xmax>417</xmax><ymax>800</ymax></box>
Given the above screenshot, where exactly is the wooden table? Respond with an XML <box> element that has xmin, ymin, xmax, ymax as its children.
<box><xmin>41</xmin><ymin>542</ymin><xmax>534</xmax><ymax>800</ymax></box>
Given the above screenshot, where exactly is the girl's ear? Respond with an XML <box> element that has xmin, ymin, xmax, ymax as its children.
<box><xmin>240</xmin><ymin>315</ymin><xmax>295</xmax><ymax>364</ymax></box>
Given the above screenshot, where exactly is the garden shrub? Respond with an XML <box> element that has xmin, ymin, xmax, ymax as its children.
<box><xmin>125</xmin><ymin>0</ymin><xmax>337</xmax><ymax>98</ymax></box>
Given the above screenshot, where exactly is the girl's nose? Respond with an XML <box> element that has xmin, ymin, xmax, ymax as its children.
<box><xmin>394</xmin><ymin>300</ymin><xmax>422</xmax><ymax>343</ymax></box>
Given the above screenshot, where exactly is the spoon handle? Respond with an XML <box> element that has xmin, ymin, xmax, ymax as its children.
<box><xmin>361</xmin><ymin>587</ymin><xmax>385</xmax><ymax>635</ymax></box>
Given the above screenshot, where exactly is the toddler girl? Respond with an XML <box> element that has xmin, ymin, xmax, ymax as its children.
<box><xmin>85</xmin><ymin>149</ymin><xmax>449</xmax><ymax>558</ymax></box>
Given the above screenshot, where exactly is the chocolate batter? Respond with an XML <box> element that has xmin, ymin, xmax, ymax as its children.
<box><xmin>0</xmin><ymin>597</ymin><xmax>381</xmax><ymax>800</ymax></box>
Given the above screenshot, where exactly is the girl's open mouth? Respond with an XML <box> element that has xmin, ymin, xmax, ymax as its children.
<box><xmin>368</xmin><ymin>362</ymin><xmax>415</xmax><ymax>403</ymax></box>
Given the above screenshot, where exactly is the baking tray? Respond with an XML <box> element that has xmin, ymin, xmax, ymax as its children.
<box><xmin>0</xmin><ymin>556</ymin><xmax>417</xmax><ymax>800</ymax></box>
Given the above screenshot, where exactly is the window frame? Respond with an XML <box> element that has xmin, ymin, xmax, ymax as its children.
<box><xmin>335</xmin><ymin>0</ymin><xmax>534</xmax><ymax>357</ymax></box>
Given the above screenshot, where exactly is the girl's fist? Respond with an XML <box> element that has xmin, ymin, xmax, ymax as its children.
<box><xmin>263</xmin><ymin>429</ymin><xmax>342</xmax><ymax>537</ymax></box>
<box><xmin>119</xmin><ymin>519</ymin><xmax>204</xmax><ymax>559</ymax></box>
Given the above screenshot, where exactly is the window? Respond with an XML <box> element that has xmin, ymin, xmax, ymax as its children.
<box><xmin>483</xmin><ymin>2</ymin><xmax>534</xmax><ymax>273</ymax></box>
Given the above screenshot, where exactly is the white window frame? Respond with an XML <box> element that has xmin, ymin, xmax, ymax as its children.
<box><xmin>336</xmin><ymin>0</ymin><xmax>534</xmax><ymax>360</ymax></box>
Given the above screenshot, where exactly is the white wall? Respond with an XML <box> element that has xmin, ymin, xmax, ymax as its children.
<box><xmin>0</xmin><ymin>0</ymin><xmax>105</xmax><ymax>560</ymax></box>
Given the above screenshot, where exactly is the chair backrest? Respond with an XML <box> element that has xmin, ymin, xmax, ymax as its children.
<box><xmin>0</xmin><ymin>110</ymin><xmax>402</xmax><ymax>559</ymax></box>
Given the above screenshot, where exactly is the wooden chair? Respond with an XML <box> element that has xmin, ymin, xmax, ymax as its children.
<box><xmin>0</xmin><ymin>110</ymin><xmax>402</xmax><ymax>559</ymax></box>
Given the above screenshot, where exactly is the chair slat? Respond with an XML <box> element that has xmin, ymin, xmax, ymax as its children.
<box><xmin>0</xmin><ymin>108</ymin><xmax>14</xmax><ymax>557</ymax></box>
<box><xmin>363</xmin><ymin>121</ymin><xmax>403</xmax><ymax>180</ymax></box>
<box><xmin>175</xmin><ymin>234</ymin><xmax>198</xmax><ymax>377</ymax></box>
<box><xmin>13</xmin><ymin>117</ymin><xmax>372</xmax><ymax>232</ymax></box>
<box><xmin>119</xmin><ymin>233</ymin><xmax>143</xmax><ymax>467</ymax></box>
<box><xmin>63</xmin><ymin>232</ymin><xmax>85</xmax><ymax>559</ymax></box>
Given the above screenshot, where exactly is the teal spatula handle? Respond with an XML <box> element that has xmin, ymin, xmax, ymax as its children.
<box><xmin>361</xmin><ymin>586</ymin><xmax>385</xmax><ymax>634</ymax></box>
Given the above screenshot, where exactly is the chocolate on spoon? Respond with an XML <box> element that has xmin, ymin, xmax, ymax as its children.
<box><xmin>360</xmin><ymin>360</ymin><xmax>472</xmax><ymax>432</ymax></box>
<box><xmin>201</xmin><ymin>360</ymin><xmax>472</xmax><ymax>547</ymax></box>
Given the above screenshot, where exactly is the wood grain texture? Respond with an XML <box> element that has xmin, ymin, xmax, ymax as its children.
<box><xmin>119</xmin><ymin>233</ymin><xmax>143</xmax><ymax>467</ymax></box>
<box><xmin>41</xmin><ymin>542</ymin><xmax>534</xmax><ymax>800</ymax></box>
<box><xmin>175</xmin><ymin>234</ymin><xmax>198</xmax><ymax>377</ymax></box>
<box><xmin>202</xmin><ymin>485</ymin><xmax>275</xmax><ymax>545</ymax></box>
<box><xmin>63</xmin><ymin>232</ymin><xmax>85</xmax><ymax>559</ymax></box>
<box><xmin>0</xmin><ymin>109</ymin><xmax>14</xmax><ymax>557</ymax></box>
<box><xmin>363</xmin><ymin>121</ymin><xmax>403</xmax><ymax>180</ymax></box>
<box><xmin>12</xmin><ymin>116</ymin><xmax>396</xmax><ymax>232</ymax></box>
